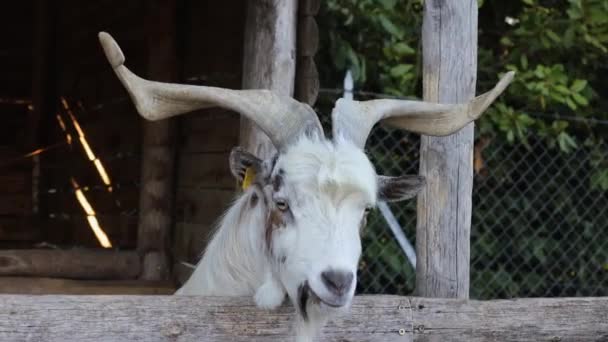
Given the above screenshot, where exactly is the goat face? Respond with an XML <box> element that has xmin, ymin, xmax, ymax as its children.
<box><xmin>231</xmin><ymin>136</ymin><xmax>425</xmax><ymax>319</ymax></box>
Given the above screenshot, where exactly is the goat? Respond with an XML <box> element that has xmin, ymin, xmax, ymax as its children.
<box><xmin>99</xmin><ymin>32</ymin><xmax>513</xmax><ymax>342</ymax></box>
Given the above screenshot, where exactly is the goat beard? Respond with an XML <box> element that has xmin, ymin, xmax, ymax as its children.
<box><xmin>298</xmin><ymin>281</ymin><xmax>348</xmax><ymax>318</ymax></box>
<box><xmin>298</xmin><ymin>281</ymin><xmax>331</xmax><ymax>321</ymax></box>
<box><xmin>294</xmin><ymin>282</ymin><xmax>330</xmax><ymax>342</ymax></box>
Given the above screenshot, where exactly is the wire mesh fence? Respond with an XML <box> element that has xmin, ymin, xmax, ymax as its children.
<box><xmin>316</xmin><ymin>91</ymin><xmax>608</xmax><ymax>300</ymax></box>
<box><xmin>10</xmin><ymin>91</ymin><xmax>606</xmax><ymax>299</ymax></box>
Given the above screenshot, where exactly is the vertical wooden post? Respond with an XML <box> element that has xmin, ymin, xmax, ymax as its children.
<box><xmin>30</xmin><ymin>0</ymin><xmax>55</xmax><ymax>227</ymax></box>
<box><xmin>416</xmin><ymin>0</ymin><xmax>477</xmax><ymax>298</ymax></box>
<box><xmin>29</xmin><ymin>0</ymin><xmax>54</xmax><ymax>150</ymax></box>
<box><xmin>294</xmin><ymin>0</ymin><xmax>320</xmax><ymax>106</ymax></box>
<box><xmin>240</xmin><ymin>0</ymin><xmax>298</xmax><ymax>159</ymax></box>
<box><xmin>138</xmin><ymin>0</ymin><xmax>178</xmax><ymax>280</ymax></box>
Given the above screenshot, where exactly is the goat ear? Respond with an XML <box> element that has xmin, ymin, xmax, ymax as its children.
<box><xmin>229</xmin><ymin>147</ymin><xmax>263</xmax><ymax>183</ymax></box>
<box><xmin>377</xmin><ymin>175</ymin><xmax>426</xmax><ymax>202</ymax></box>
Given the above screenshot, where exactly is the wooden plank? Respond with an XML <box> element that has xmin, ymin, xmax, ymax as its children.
<box><xmin>0</xmin><ymin>217</ymin><xmax>41</xmax><ymax>241</ymax></box>
<box><xmin>416</xmin><ymin>0</ymin><xmax>477</xmax><ymax>298</ymax></box>
<box><xmin>171</xmin><ymin>2</ymin><xmax>243</xmax><ymax>263</ymax></box>
<box><xmin>408</xmin><ymin>297</ymin><xmax>608</xmax><ymax>341</ymax></box>
<box><xmin>28</xmin><ymin>0</ymin><xmax>54</xmax><ymax>150</ymax></box>
<box><xmin>136</xmin><ymin>0</ymin><xmax>178</xmax><ymax>281</ymax></box>
<box><xmin>42</xmin><ymin>215</ymin><xmax>138</xmax><ymax>249</ymax></box>
<box><xmin>0</xmin><ymin>149</ymin><xmax>32</xmax><ymax>176</ymax></box>
<box><xmin>59</xmin><ymin>0</ymin><xmax>132</xmax><ymax>25</ymax></box>
<box><xmin>0</xmin><ymin>249</ymin><xmax>140</xmax><ymax>279</ymax></box>
<box><xmin>0</xmin><ymin>277</ymin><xmax>174</xmax><ymax>295</ymax></box>
<box><xmin>180</xmin><ymin>1</ymin><xmax>244</xmax><ymax>86</ymax></box>
<box><xmin>177</xmin><ymin>153</ymin><xmax>233</xmax><ymax>190</ymax></box>
<box><xmin>175</xmin><ymin>189</ymin><xmax>235</xmax><ymax>225</ymax></box>
<box><xmin>180</xmin><ymin>110</ymin><xmax>239</xmax><ymax>153</ymax></box>
<box><xmin>0</xmin><ymin>173</ymin><xmax>30</xmax><ymax>194</ymax></box>
<box><xmin>0</xmin><ymin>194</ymin><xmax>32</xmax><ymax>215</ymax></box>
<box><xmin>43</xmin><ymin>188</ymin><xmax>139</xmax><ymax>215</ymax></box>
<box><xmin>240</xmin><ymin>0</ymin><xmax>298</xmax><ymax>159</ymax></box>
<box><xmin>41</xmin><ymin>153</ymin><xmax>140</xmax><ymax>186</ymax></box>
<box><xmin>0</xmin><ymin>295</ymin><xmax>606</xmax><ymax>341</ymax></box>
<box><xmin>78</xmin><ymin>118</ymin><xmax>140</xmax><ymax>153</ymax></box>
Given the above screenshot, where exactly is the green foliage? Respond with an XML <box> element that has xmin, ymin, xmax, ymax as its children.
<box><xmin>318</xmin><ymin>0</ymin><xmax>608</xmax><ymax>147</ymax></box>
<box><xmin>589</xmin><ymin>138</ymin><xmax>608</xmax><ymax>190</ymax></box>
<box><xmin>320</xmin><ymin>0</ymin><xmax>423</xmax><ymax>95</ymax></box>
<box><xmin>317</xmin><ymin>0</ymin><xmax>608</xmax><ymax>299</ymax></box>
<box><xmin>469</xmin><ymin>137</ymin><xmax>608</xmax><ymax>299</ymax></box>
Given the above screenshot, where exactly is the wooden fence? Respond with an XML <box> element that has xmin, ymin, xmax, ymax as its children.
<box><xmin>1</xmin><ymin>295</ymin><xmax>607</xmax><ymax>341</ymax></box>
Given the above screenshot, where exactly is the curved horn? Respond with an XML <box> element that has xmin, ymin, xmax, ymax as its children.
<box><xmin>98</xmin><ymin>32</ymin><xmax>323</xmax><ymax>149</ymax></box>
<box><xmin>331</xmin><ymin>71</ymin><xmax>515</xmax><ymax>148</ymax></box>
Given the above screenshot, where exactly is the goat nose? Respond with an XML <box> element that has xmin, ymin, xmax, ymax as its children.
<box><xmin>321</xmin><ymin>270</ymin><xmax>354</xmax><ymax>296</ymax></box>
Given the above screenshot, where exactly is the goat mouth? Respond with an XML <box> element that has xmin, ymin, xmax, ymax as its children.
<box><xmin>297</xmin><ymin>282</ymin><xmax>347</xmax><ymax>321</ymax></box>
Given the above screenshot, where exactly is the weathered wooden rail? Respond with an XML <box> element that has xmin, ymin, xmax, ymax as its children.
<box><xmin>0</xmin><ymin>249</ymin><xmax>140</xmax><ymax>279</ymax></box>
<box><xmin>1</xmin><ymin>295</ymin><xmax>606</xmax><ymax>341</ymax></box>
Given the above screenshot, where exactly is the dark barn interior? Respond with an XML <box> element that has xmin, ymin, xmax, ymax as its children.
<box><xmin>0</xmin><ymin>0</ymin><xmax>257</xmax><ymax>293</ymax></box>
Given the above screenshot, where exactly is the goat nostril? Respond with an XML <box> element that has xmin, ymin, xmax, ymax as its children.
<box><xmin>321</xmin><ymin>270</ymin><xmax>354</xmax><ymax>296</ymax></box>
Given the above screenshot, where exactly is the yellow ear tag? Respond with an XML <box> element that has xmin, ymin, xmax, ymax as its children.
<box><xmin>242</xmin><ymin>167</ymin><xmax>256</xmax><ymax>190</ymax></box>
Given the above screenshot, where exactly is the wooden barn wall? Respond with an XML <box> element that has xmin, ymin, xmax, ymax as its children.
<box><xmin>0</xmin><ymin>2</ymin><xmax>34</xmax><ymax>98</ymax></box>
<box><xmin>0</xmin><ymin>2</ymin><xmax>36</xmax><ymax>247</ymax></box>
<box><xmin>172</xmin><ymin>0</ymin><xmax>245</xmax><ymax>280</ymax></box>
<box><xmin>0</xmin><ymin>0</ymin><xmax>245</xmax><ymax>280</ymax></box>
<box><xmin>39</xmin><ymin>0</ymin><xmax>147</xmax><ymax>249</ymax></box>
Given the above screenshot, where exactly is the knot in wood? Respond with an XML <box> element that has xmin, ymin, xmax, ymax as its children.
<box><xmin>0</xmin><ymin>256</ymin><xmax>14</xmax><ymax>267</ymax></box>
<box><xmin>162</xmin><ymin>321</ymin><xmax>185</xmax><ymax>337</ymax></box>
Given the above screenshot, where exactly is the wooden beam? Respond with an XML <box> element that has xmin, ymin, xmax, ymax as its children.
<box><xmin>295</xmin><ymin>0</ymin><xmax>320</xmax><ymax>105</ymax></box>
<box><xmin>240</xmin><ymin>0</ymin><xmax>298</xmax><ymax>159</ymax></box>
<box><xmin>0</xmin><ymin>249</ymin><xmax>140</xmax><ymax>280</ymax></box>
<box><xmin>0</xmin><ymin>277</ymin><xmax>175</xmax><ymax>295</ymax></box>
<box><xmin>137</xmin><ymin>0</ymin><xmax>178</xmax><ymax>280</ymax></box>
<box><xmin>0</xmin><ymin>217</ymin><xmax>41</xmax><ymax>241</ymax></box>
<box><xmin>28</xmin><ymin>0</ymin><xmax>55</xmax><ymax>150</ymax></box>
<box><xmin>0</xmin><ymin>295</ymin><xmax>606</xmax><ymax>341</ymax></box>
<box><xmin>416</xmin><ymin>0</ymin><xmax>477</xmax><ymax>298</ymax></box>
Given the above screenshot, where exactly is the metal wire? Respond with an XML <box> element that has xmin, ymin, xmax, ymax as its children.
<box><xmin>318</xmin><ymin>88</ymin><xmax>608</xmax><ymax>126</ymax></box>
<box><xmin>317</xmin><ymin>90</ymin><xmax>608</xmax><ymax>299</ymax></box>
<box><xmin>27</xmin><ymin>93</ymin><xmax>607</xmax><ymax>299</ymax></box>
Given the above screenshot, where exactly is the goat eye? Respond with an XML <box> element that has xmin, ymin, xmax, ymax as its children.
<box><xmin>275</xmin><ymin>199</ymin><xmax>289</xmax><ymax>211</ymax></box>
<box><xmin>364</xmin><ymin>207</ymin><xmax>372</xmax><ymax>216</ymax></box>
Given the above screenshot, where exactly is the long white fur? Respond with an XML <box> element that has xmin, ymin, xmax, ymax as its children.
<box><xmin>175</xmin><ymin>187</ymin><xmax>268</xmax><ymax>296</ymax></box>
<box><xmin>176</xmin><ymin>136</ymin><xmax>378</xmax><ymax>342</ymax></box>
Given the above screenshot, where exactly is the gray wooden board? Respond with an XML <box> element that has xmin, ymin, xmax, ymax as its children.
<box><xmin>416</xmin><ymin>0</ymin><xmax>478</xmax><ymax>298</ymax></box>
<box><xmin>0</xmin><ymin>249</ymin><xmax>140</xmax><ymax>280</ymax></box>
<box><xmin>0</xmin><ymin>277</ymin><xmax>174</xmax><ymax>295</ymax></box>
<box><xmin>0</xmin><ymin>295</ymin><xmax>606</xmax><ymax>341</ymax></box>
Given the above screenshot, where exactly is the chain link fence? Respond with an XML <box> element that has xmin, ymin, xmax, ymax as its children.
<box><xmin>316</xmin><ymin>91</ymin><xmax>608</xmax><ymax>300</ymax></box>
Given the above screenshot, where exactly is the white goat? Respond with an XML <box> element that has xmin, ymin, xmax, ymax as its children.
<box><xmin>99</xmin><ymin>32</ymin><xmax>513</xmax><ymax>342</ymax></box>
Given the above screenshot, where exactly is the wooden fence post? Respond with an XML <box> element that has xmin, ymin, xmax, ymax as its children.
<box><xmin>137</xmin><ymin>0</ymin><xmax>178</xmax><ymax>281</ymax></box>
<box><xmin>416</xmin><ymin>0</ymin><xmax>478</xmax><ymax>298</ymax></box>
<box><xmin>240</xmin><ymin>0</ymin><xmax>298</xmax><ymax>159</ymax></box>
<box><xmin>29</xmin><ymin>0</ymin><xmax>54</xmax><ymax>152</ymax></box>
<box><xmin>295</xmin><ymin>0</ymin><xmax>320</xmax><ymax>105</ymax></box>
<box><xmin>2</xmin><ymin>295</ymin><xmax>607</xmax><ymax>341</ymax></box>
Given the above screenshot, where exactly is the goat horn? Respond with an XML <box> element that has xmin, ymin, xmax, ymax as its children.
<box><xmin>98</xmin><ymin>32</ymin><xmax>323</xmax><ymax>150</ymax></box>
<box><xmin>331</xmin><ymin>71</ymin><xmax>515</xmax><ymax>148</ymax></box>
